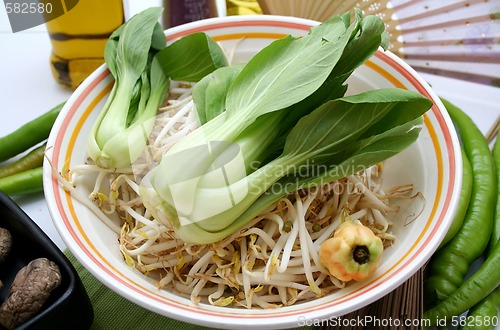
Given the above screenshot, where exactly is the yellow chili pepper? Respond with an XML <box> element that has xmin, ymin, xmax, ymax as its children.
<box><xmin>319</xmin><ymin>221</ymin><xmax>383</xmax><ymax>282</ymax></box>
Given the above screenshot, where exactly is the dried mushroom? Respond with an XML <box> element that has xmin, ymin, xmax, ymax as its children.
<box><xmin>0</xmin><ymin>227</ymin><xmax>12</xmax><ymax>264</ymax></box>
<box><xmin>0</xmin><ymin>227</ymin><xmax>13</xmax><ymax>292</ymax></box>
<box><xmin>0</xmin><ymin>258</ymin><xmax>62</xmax><ymax>329</ymax></box>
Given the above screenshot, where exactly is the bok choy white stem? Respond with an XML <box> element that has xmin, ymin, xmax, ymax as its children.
<box><xmin>86</xmin><ymin>7</ymin><xmax>228</xmax><ymax>169</ymax></box>
<box><xmin>87</xmin><ymin>8</ymin><xmax>167</xmax><ymax>169</ymax></box>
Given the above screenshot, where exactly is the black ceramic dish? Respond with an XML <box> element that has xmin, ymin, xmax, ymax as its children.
<box><xmin>0</xmin><ymin>191</ymin><xmax>94</xmax><ymax>330</ymax></box>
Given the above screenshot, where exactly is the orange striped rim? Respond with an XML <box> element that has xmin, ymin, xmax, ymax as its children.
<box><xmin>166</xmin><ymin>19</ymin><xmax>310</xmax><ymax>42</ymax></box>
<box><xmin>50</xmin><ymin>20</ymin><xmax>456</xmax><ymax>319</ymax></box>
<box><xmin>335</xmin><ymin>52</ymin><xmax>453</xmax><ymax>305</ymax></box>
<box><xmin>212</xmin><ymin>32</ymin><xmax>287</xmax><ymax>41</ymax></box>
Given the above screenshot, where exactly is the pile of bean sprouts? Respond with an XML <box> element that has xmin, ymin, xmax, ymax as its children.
<box><xmin>58</xmin><ymin>80</ymin><xmax>420</xmax><ymax>309</ymax></box>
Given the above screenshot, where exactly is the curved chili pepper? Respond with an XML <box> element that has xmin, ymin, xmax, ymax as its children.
<box><xmin>438</xmin><ymin>147</ymin><xmax>472</xmax><ymax>249</ymax></box>
<box><xmin>460</xmin><ymin>286</ymin><xmax>500</xmax><ymax>330</ymax></box>
<box><xmin>424</xmin><ymin>240</ymin><xmax>500</xmax><ymax>325</ymax></box>
<box><xmin>0</xmin><ymin>144</ymin><xmax>45</xmax><ymax>179</ymax></box>
<box><xmin>0</xmin><ymin>167</ymin><xmax>43</xmax><ymax>196</ymax></box>
<box><xmin>0</xmin><ymin>102</ymin><xmax>64</xmax><ymax>163</ymax></box>
<box><xmin>424</xmin><ymin>99</ymin><xmax>496</xmax><ymax>308</ymax></box>
<box><xmin>488</xmin><ymin>118</ymin><xmax>500</xmax><ymax>253</ymax></box>
<box><xmin>458</xmin><ymin>123</ymin><xmax>500</xmax><ymax>330</ymax></box>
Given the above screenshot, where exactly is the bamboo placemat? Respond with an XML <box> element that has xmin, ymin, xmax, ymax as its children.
<box><xmin>315</xmin><ymin>267</ymin><xmax>426</xmax><ymax>330</ymax></box>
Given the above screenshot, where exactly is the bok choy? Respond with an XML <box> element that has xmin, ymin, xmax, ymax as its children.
<box><xmin>136</xmin><ymin>9</ymin><xmax>433</xmax><ymax>244</ymax></box>
<box><xmin>86</xmin><ymin>7</ymin><xmax>227</xmax><ymax>169</ymax></box>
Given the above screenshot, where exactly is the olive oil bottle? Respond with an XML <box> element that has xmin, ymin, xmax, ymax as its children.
<box><xmin>45</xmin><ymin>0</ymin><xmax>124</xmax><ymax>90</ymax></box>
<box><xmin>162</xmin><ymin>0</ymin><xmax>218</xmax><ymax>28</ymax></box>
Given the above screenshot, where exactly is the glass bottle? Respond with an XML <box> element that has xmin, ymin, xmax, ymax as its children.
<box><xmin>45</xmin><ymin>0</ymin><xmax>124</xmax><ymax>90</ymax></box>
<box><xmin>162</xmin><ymin>0</ymin><xmax>218</xmax><ymax>28</ymax></box>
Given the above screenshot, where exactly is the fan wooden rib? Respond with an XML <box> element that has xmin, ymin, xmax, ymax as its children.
<box><xmin>257</xmin><ymin>0</ymin><xmax>500</xmax><ymax>86</ymax></box>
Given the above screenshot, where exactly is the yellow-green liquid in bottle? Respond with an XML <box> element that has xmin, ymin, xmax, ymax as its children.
<box><xmin>45</xmin><ymin>0</ymin><xmax>124</xmax><ymax>90</ymax></box>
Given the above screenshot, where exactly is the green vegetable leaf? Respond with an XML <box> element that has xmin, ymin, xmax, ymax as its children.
<box><xmin>280</xmin><ymin>88</ymin><xmax>430</xmax><ymax>168</ymax></box>
<box><xmin>281</xmin><ymin>95</ymin><xmax>391</xmax><ymax>162</ymax></box>
<box><xmin>151</xmin><ymin>22</ymin><xmax>167</xmax><ymax>50</ymax></box>
<box><xmin>294</xmin><ymin>116</ymin><xmax>424</xmax><ymax>190</ymax></box>
<box><xmin>157</xmin><ymin>32</ymin><xmax>228</xmax><ymax>82</ymax></box>
<box><xmin>262</xmin><ymin>89</ymin><xmax>429</xmax><ymax>194</ymax></box>
<box><xmin>192</xmin><ymin>64</ymin><xmax>245</xmax><ymax>124</ymax></box>
<box><xmin>332</xmin><ymin>14</ymin><xmax>387</xmax><ymax>74</ymax></box>
<box><xmin>225</xmin><ymin>14</ymin><xmax>353</xmax><ymax>126</ymax></box>
<box><xmin>104</xmin><ymin>37</ymin><xmax>119</xmax><ymax>80</ymax></box>
<box><xmin>115</xmin><ymin>8</ymin><xmax>163</xmax><ymax>81</ymax></box>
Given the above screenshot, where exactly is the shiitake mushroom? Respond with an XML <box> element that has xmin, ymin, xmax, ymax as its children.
<box><xmin>0</xmin><ymin>258</ymin><xmax>62</xmax><ymax>329</ymax></box>
<box><xmin>0</xmin><ymin>228</ymin><xmax>62</xmax><ymax>329</ymax></box>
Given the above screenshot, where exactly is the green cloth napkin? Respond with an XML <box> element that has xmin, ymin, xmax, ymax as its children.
<box><xmin>64</xmin><ymin>249</ymin><xmax>219</xmax><ymax>330</ymax></box>
<box><xmin>64</xmin><ymin>249</ymin><xmax>310</xmax><ymax>330</ymax></box>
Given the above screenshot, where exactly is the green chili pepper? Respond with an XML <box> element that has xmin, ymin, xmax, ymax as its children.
<box><xmin>0</xmin><ymin>102</ymin><xmax>64</xmax><ymax>163</ymax></box>
<box><xmin>0</xmin><ymin>167</ymin><xmax>43</xmax><ymax>196</ymax></box>
<box><xmin>424</xmin><ymin>240</ymin><xmax>500</xmax><ymax>326</ymax></box>
<box><xmin>424</xmin><ymin>99</ymin><xmax>496</xmax><ymax>307</ymax></box>
<box><xmin>488</xmin><ymin>126</ymin><xmax>500</xmax><ymax>253</ymax></box>
<box><xmin>460</xmin><ymin>286</ymin><xmax>500</xmax><ymax>330</ymax></box>
<box><xmin>438</xmin><ymin>147</ymin><xmax>472</xmax><ymax>249</ymax></box>
<box><xmin>458</xmin><ymin>126</ymin><xmax>500</xmax><ymax>330</ymax></box>
<box><xmin>0</xmin><ymin>143</ymin><xmax>45</xmax><ymax>179</ymax></box>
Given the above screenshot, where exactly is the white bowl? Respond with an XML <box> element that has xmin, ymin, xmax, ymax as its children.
<box><xmin>43</xmin><ymin>15</ymin><xmax>462</xmax><ymax>329</ymax></box>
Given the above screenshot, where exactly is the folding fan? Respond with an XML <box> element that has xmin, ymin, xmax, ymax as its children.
<box><xmin>255</xmin><ymin>0</ymin><xmax>500</xmax><ymax>86</ymax></box>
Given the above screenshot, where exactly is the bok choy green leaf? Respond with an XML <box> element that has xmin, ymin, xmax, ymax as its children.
<box><xmin>156</xmin><ymin>32</ymin><xmax>228</xmax><ymax>82</ymax></box>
